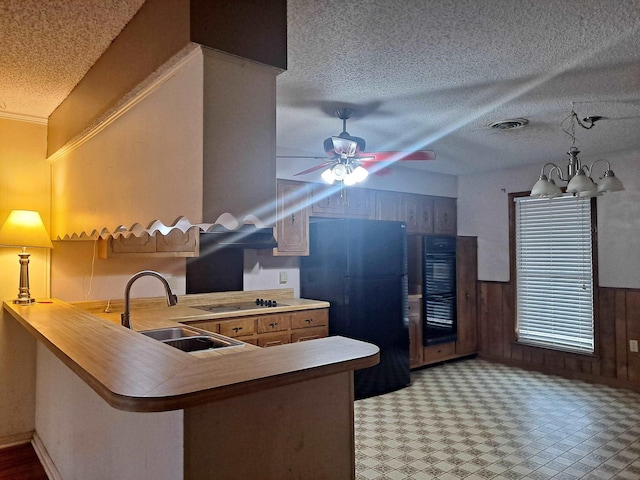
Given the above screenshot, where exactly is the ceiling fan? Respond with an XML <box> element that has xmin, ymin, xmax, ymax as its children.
<box><xmin>278</xmin><ymin>108</ymin><xmax>436</xmax><ymax>185</ymax></box>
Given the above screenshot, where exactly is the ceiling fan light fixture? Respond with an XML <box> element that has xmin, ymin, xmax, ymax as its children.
<box><xmin>331</xmin><ymin>163</ymin><xmax>348</xmax><ymax>181</ymax></box>
<box><xmin>321</xmin><ymin>167</ymin><xmax>335</xmax><ymax>184</ymax></box>
<box><xmin>352</xmin><ymin>165</ymin><xmax>369</xmax><ymax>182</ymax></box>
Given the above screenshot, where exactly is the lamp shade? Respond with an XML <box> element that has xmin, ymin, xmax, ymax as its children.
<box><xmin>566</xmin><ymin>170</ymin><xmax>596</xmax><ymax>194</ymax></box>
<box><xmin>0</xmin><ymin>210</ymin><xmax>53</xmax><ymax>248</ymax></box>
<box><xmin>531</xmin><ymin>176</ymin><xmax>562</xmax><ymax>198</ymax></box>
<box><xmin>597</xmin><ymin>171</ymin><xmax>624</xmax><ymax>193</ymax></box>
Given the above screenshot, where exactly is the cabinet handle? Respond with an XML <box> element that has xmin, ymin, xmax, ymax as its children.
<box><xmin>291</xmin><ymin>212</ymin><xmax>295</xmax><ymax>225</ymax></box>
<box><xmin>232</xmin><ymin>327</ymin><xmax>243</xmax><ymax>333</ymax></box>
<box><xmin>304</xmin><ymin>318</ymin><xmax>313</xmax><ymax>324</ymax></box>
<box><xmin>269</xmin><ymin>322</ymin><xmax>278</xmax><ymax>328</ymax></box>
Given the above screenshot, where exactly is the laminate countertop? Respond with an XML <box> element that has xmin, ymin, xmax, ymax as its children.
<box><xmin>4</xmin><ymin>291</ymin><xmax>379</xmax><ymax>413</ymax></box>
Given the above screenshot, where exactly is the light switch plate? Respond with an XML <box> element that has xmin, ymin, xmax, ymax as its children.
<box><xmin>279</xmin><ymin>271</ymin><xmax>288</xmax><ymax>284</ymax></box>
<box><xmin>630</xmin><ymin>340</ymin><xmax>639</xmax><ymax>353</ymax></box>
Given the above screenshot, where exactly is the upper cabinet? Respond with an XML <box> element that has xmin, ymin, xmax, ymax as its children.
<box><xmin>275</xmin><ymin>180</ymin><xmax>458</xmax><ymax>256</ymax></box>
<box><xmin>274</xmin><ymin>180</ymin><xmax>309</xmax><ymax>256</ymax></box>
<box><xmin>433</xmin><ymin>197</ymin><xmax>457</xmax><ymax>235</ymax></box>
<box><xmin>310</xmin><ymin>185</ymin><xmax>374</xmax><ymax>219</ymax></box>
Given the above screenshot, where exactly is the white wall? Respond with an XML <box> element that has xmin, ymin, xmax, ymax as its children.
<box><xmin>35</xmin><ymin>345</ymin><xmax>183</xmax><ymax>480</ymax></box>
<box><xmin>457</xmin><ymin>149</ymin><xmax>640</xmax><ymax>287</ymax></box>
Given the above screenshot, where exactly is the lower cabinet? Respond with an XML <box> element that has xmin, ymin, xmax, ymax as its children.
<box><xmin>187</xmin><ymin>309</ymin><xmax>329</xmax><ymax>347</ymax></box>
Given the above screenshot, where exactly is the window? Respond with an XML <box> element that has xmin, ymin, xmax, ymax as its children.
<box><xmin>514</xmin><ymin>194</ymin><xmax>595</xmax><ymax>353</ymax></box>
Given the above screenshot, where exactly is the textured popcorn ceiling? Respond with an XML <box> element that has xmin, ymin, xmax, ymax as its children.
<box><xmin>0</xmin><ymin>0</ymin><xmax>145</xmax><ymax>119</ymax></box>
<box><xmin>277</xmin><ymin>0</ymin><xmax>640</xmax><ymax>175</ymax></box>
<box><xmin>0</xmin><ymin>0</ymin><xmax>639</xmax><ymax>175</ymax></box>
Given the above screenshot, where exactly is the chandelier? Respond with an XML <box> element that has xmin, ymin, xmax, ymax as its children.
<box><xmin>530</xmin><ymin>108</ymin><xmax>624</xmax><ymax>198</ymax></box>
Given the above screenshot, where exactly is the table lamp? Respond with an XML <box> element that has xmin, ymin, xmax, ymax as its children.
<box><xmin>0</xmin><ymin>210</ymin><xmax>53</xmax><ymax>304</ymax></box>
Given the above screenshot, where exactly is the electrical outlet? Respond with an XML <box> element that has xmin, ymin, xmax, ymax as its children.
<box><xmin>630</xmin><ymin>340</ymin><xmax>639</xmax><ymax>353</ymax></box>
<box><xmin>279</xmin><ymin>271</ymin><xmax>288</xmax><ymax>284</ymax></box>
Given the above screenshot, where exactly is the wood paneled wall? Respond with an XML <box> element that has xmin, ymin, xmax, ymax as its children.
<box><xmin>478</xmin><ymin>281</ymin><xmax>640</xmax><ymax>391</ymax></box>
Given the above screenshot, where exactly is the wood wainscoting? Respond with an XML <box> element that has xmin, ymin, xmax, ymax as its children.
<box><xmin>478</xmin><ymin>281</ymin><xmax>640</xmax><ymax>391</ymax></box>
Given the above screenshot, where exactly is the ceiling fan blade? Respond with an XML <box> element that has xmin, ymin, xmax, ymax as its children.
<box><xmin>277</xmin><ymin>155</ymin><xmax>332</xmax><ymax>160</ymax></box>
<box><xmin>365</xmin><ymin>150</ymin><xmax>436</xmax><ymax>162</ymax></box>
<box><xmin>293</xmin><ymin>161</ymin><xmax>335</xmax><ymax>176</ymax></box>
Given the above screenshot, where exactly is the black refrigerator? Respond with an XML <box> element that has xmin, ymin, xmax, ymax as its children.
<box><xmin>300</xmin><ymin>218</ymin><xmax>410</xmax><ymax>399</ymax></box>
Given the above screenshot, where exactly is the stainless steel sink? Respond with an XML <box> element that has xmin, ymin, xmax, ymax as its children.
<box><xmin>140</xmin><ymin>326</ymin><xmax>244</xmax><ymax>352</ymax></box>
<box><xmin>140</xmin><ymin>326</ymin><xmax>204</xmax><ymax>341</ymax></box>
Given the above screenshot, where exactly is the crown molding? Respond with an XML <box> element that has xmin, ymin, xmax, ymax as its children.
<box><xmin>47</xmin><ymin>44</ymin><xmax>201</xmax><ymax>162</ymax></box>
<box><xmin>0</xmin><ymin>110</ymin><xmax>47</xmax><ymax>125</ymax></box>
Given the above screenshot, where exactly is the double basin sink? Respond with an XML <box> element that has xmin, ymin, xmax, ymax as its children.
<box><xmin>140</xmin><ymin>326</ymin><xmax>243</xmax><ymax>353</ymax></box>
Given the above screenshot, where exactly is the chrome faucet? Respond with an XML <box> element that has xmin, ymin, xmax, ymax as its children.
<box><xmin>121</xmin><ymin>270</ymin><xmax>178</xmax><ymax>329</ymax></box>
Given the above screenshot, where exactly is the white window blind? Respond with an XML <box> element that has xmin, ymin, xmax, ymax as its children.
<box><xmin>515</xmin><ymin>195</ymin><xmax>594</xmax><ymax>353</ymax></box>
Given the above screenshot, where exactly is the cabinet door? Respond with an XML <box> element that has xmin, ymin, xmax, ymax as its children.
<box><xmin>311</xmin><ymin>185</ymin><xmax>344</xmax><ymax>216</ymax></box>
<box><xmin>434</xmin><ymin>197</ymin><xmax>457</xmax><ymax>235</ymax></box>
<box><xmin>274</xmin><ymin>180</ymin><xmax>309</xmax><ymax>256</ymax></box>
<box><xmin>375</xmin><ymin>191</ymin><xmax>402</xmax><ymax>221</ymax></box>
<box><xmin>342</xmin><ymin>188</ymin><xmax>374</xmax><ymax>218</ymax></box>
<box><xmin>291</xmin><ymin>326</ymin><xmax>328</xmax><ymax>342</ymax></box>
<box><xmin>455</xmin><ymin>236</ymin><xmax>478</xmax><ymax>356</ymax></box>
<box><xmin>257</xmin><ymin>332</ymin><xmax>290</xmax><ymax>347</ymax></box>
<box><xmin>402</xmin><ymin>194</ymin><xmax>421</xmax><ymax>233</ymax></box>
<box><xmin>408</xmin><ymin>297</ymin><xmax>423</xmax><ymax>368</ymax></box>
<box><xmin>418</xmin><ymin>196</ymin><xmax>434</xmax><ymax>234</ymax></box>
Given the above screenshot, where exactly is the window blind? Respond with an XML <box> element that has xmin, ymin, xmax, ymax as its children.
<box><xmin>515</xmin><ymin>195</ymin><xmax>594</xmax><ymax>353</ymax></box>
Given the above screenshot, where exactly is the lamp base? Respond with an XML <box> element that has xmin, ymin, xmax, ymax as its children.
<box><xmin>14</xmin><ymin>297</ymin><xmax>36</xmax><ymax>305</ymax></box>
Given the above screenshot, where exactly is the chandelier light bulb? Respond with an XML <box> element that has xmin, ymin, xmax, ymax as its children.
<box><xmin>321</xmin><ymin>168</ymin><xmax>335</xmax><ymax>184</ymax></box>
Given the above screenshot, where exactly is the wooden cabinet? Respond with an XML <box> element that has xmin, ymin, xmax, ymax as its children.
<box><xmin>408</xmin><ymin>236</ymin><xmax>478</xmax><ymax>368</ymax></box>
<box><xmin>434</xmin><ymin>197</ymin><xmax>457</xmax><ymax>235</ymax></box>
<box><xmin>311</xmin><ymin>185</ymin><xmax>374</xmax><ymax>218</ymax></box>
<box><xmin>423</xmin><ymin>342</ymin><xmax>456</xmax><ymax>363</ymax></box>
<box><xmin>187</xmin><ymin>308</ymin><xmax>329</xmax><ymax>348</ymax></box>
<box><xmin>98</xmin><ymin>228</ymin><xmax>199</xmax><ymax>258</ymax></box>
<box><xmin>274</xmin><ymin>180</ymin><xmax>310</xmax><ymax>256</ymax></box>
<box><xmin>375</xmin><ymin>191</ymin><xmax>402</xmax><ymax>221</ymax></box>
<box><xmin>401</xmin><ymin>194</ymin><xmax>433</xmax><ymax>234</ymax></box>
<box><xmin>273</xmin><ymin>179</ymin><xmax>458</xmax><ymax>256</ymax></box>
<box><xmin>455</xmin><ymin>236</ymin><xmax>478</xmax><ymax>356</ymax></box>
<box><xmin>408</xmin><ymin>296</ymin><xmax>423</xmax><ymax>368</ymax></box>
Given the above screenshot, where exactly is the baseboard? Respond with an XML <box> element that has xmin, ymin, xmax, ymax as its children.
<box><xmin>477</xmin><ymin>354</ymin><xmax>640</xmax><ymax>393</ymax></box>
<box><xmin>32</xmin><ymin>432</ymin><xmax>63</xmax><ymax>480</ymax></box>
<box><xmin>0</xmin><ymin>431</ymin><xmax>34</xmax><ymax>449</ymax></box>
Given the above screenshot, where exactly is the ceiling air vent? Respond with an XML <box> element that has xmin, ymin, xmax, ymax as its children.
<box><xmin>488</xmin><ymin>118</ymin><xmax>529</xmax><ymax>130</ymax></box>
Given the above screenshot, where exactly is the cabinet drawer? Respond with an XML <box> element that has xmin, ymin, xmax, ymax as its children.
<box><xmin>186</xmin><ymin>320</ymin><xmax>219</xmax><ymax>333</ymax></box>
<box><xmin>257</xmin><ymin>315</ymin><xmax>290</xmax><ymax>333</ymax></box>
<box><xmin>423</xmin><ymin>342</ymin><xmax>455</xmax><ymax>362</ymax></box>
<box><xmin>219</xmin><ymin>317</ymin><xmax>255</xmax><ymax>337</ymax></box>
<box><xmin>290</xmin><ymin>310</ymin><xmax>328</xmax><ymax>329</ymax></box>
<box><xmin>257</xmin><ymin>332</ymin><xmax>290</xmax><ymax>348</ymax></box>
<box><xmin>291</xmin><ymin>326</ymin><xmax>327</xmax><ymax>343</ymax></box>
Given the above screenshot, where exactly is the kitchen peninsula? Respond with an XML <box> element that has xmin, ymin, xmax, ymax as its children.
<box><xmin>4</xmin><ymin>289</ymin><xmax>379</xmax><ymax>480</ymax></box>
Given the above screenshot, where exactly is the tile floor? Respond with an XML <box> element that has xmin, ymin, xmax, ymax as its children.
<box><xmin>354</xmin><ymin>358</ymin><xmax>640</xmax><ymax>480</ymax></box>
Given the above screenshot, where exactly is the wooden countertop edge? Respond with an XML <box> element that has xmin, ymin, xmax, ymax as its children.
<box><xmin>4</xmin><ymin>300</ymin><xmax>379</xmax><ymax>413</ymax></box>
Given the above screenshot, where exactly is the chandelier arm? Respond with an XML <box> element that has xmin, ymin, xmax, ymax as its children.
<box><xmin>586</xmin><ymin>159</ymin><xmax>612</xmax><ymax>178</ymax></box>
<box><xmin>541</xmin><ymin>163</ymin><xmax>567</xmax><ymax>182</ymax></box>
